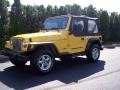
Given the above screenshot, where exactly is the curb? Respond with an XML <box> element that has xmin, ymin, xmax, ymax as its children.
<box><xmin>103</xmin><ymin>44</ymin><xmax>120</xmax><ymax>48</ymax></box>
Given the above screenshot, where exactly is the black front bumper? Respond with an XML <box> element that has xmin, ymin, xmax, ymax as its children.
<box><xmin>0</xmin><ymin>49</ymin><xmax>28</xmax><ymax>61</ymax></box>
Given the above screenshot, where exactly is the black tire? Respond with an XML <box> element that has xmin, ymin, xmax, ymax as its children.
<box><xmin>10</xmin><ymin>57</ymin><xmax>27</xmax><ymax>67</ymax></box>
<box><xmin>30</xmin><ymin>50</ymin><xmax>55</xmax><ymax>74</ymax></box>
<box><xmin>86</xmin><ymin>44</ymin><xmax>100</xmax><ymax>62</ymax></box>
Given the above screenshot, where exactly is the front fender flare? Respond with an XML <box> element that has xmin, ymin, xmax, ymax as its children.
<box><xmin>28</xmin><ymin>42</ymin><xmax>59</xmax><ymax>56</ymax></box>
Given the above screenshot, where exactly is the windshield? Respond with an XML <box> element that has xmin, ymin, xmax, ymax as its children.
<box><xmin>43</xmin><ymin>17</ymin><xmax>68</xmax><ymax>30</ymax></box>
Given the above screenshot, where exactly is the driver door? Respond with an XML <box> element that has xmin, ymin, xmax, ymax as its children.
<box><xmin>68</xmin><ymin>17</ymin><xmax>87</xmax><ymax>53</ymax></box>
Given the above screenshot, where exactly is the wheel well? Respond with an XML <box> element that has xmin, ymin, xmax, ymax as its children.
<box><xmin>33</xmin><ymin>44</ymin><xmax>59</xmax><ymax>56</ymax></box>
<box><xmin>86</xmin><ymin>40</ymin><xmax>102</xmax><ymax>52</ymax></box>
<box><xmin>91</xmin><ymin>40</ymin><xmax>101</xmax><ymax>47</ymax></box>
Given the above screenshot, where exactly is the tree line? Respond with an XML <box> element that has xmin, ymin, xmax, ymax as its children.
<box><xmin>0</xmin><ymin>0</ymin><xmax>120</xmax><ymax>49</ymax></box>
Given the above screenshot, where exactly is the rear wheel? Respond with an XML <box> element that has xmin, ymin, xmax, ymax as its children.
<box><xmin>86</xmin><ymin>44</ymin><xmax>100</xmax><ymax>62</ymax></box>
<box><xmin>30</xmin><ymin>50</ymin><xmax>55</xmax><ymax>74</ymax></box>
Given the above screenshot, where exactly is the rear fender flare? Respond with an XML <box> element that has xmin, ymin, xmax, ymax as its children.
<box><xmin>85</xmin><ymin>38</ymin><xmax>102</xmax><ymax>52</ymax></box>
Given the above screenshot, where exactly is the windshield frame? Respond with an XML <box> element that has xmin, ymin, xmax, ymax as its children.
<box><xmin>43</xmin><ymin>16</ymin><xmax>69</xmax><ymax>30</ymax></box>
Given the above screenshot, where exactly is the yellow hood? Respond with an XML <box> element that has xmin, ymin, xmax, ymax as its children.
<box><xmin>13</xmin><ymin>31</ymin><xmax>62</xmax><ymax>42</ymax></box>
<box><xmin>14</xmin><ymin>31</ymin><xmax>61</xmax><ymax>38</ymax></box>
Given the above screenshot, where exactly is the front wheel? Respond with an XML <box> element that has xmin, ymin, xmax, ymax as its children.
<box><xmin>86</xmin><ymin>44</ymin><xmax>100</xmax><ymax>62</ymax></box>
<box><xmin>30</xmin><ymin>50</ymin><xmax>55</xmax><ymax>74</ymax></box>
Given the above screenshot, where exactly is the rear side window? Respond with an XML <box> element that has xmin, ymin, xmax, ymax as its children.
<box><xmin>88</xmin><ymin>20</ymin><xmax>98</xmax><ymax>34</ymax></box>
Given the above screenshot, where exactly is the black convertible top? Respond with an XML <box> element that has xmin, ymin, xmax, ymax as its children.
<box><xmin>49</xmin><ymin>14</ymin><xmax>98</xmax><ymax>20</ymax></box>
<box><xmin>71</xmin><ymin>15</ymin><xmax>98</xmax><ymax>20</ymax></box>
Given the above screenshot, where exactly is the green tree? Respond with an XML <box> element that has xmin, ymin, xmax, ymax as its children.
<box><xmin>71</xmin><ymin>4</ymin><xmax>82</xmax><ymax>15</ymax></box>
<box><xmin>0</xmin><ymin>0</ymin><xmax>9</xmax><ymax>49</ymax></box>
<box><xmin>10</xmin><ymin>0</ymin><xmax>24</xmax><ymax>36</ymax></box>
<box><xmin>46</xmin><ymin>5</ymin><xmax>53</xmax><ymax>17</ymax></box>
<box><xmin>22</xmin><ymin>5</ymin><xmax>34</xmax><ymax>33</ymax></box>
<box><xmin>109</xmin><ymin>13</ymin><xmax>120</xmax><ymax>41</ymax></box>
<box><xmin>99</xmin><ymin>10</ymin><xmax>110</xmax><ymax>42</ymax></box>
<box><xmin>82</xmin><ymin>5</ymin><xmax>97</xmax><ymax>17</ymax></box>
<box><xmin>59</xmin><ymin>6</ymin><xmax>67</xmax><ymax>15</ymax></box>
<box><xmin>53</xmin><ymin>6</ymin><xmax>59</xmax><ymax>16</ymax></box>
<box><xmin>65</xmin><ymin>5</ymin><xmax>72</xmax><ymax>14</ymax></box>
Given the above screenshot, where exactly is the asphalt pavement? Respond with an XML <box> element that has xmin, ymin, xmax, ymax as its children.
<box><xmin>0</xmin><ymin>46</ymin><xmax>120</xmax><ymax>90</ymax></box>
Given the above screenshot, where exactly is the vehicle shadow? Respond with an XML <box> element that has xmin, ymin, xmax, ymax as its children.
<box><xmin>0</xmin><ymin>55</ymin><xmax>9</xmax><ymax>63</ymax></box>
<box><xmin>0</xmin><ymin>57</ymin><xmax>105</xmax><ymax>90</ymax></box>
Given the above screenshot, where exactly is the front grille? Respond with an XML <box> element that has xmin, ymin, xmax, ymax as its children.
<box><xmin>11</xmin><ymin>38</ymin><xmax>23</xmax><ymax>52</ymax></box>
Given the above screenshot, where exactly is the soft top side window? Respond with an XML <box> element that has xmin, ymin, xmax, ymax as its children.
<box><xmin>70</xmin><ymin>17</ymin><xmax>85</xmax><ymax>36</ymax></box>
<box><xmin>72</xmin><ymin>19</ymin><xmax>84</xmax><ymax>32</ymax></box>
<box><xmin>88</xmin><ymin>20</ymin><xmax>98</xmax><ymax>34</ymax></box>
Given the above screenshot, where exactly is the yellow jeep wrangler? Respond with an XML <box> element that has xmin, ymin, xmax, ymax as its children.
<box><xmin>1</xmin><ymin>15</ymin><xmax>103</xmax><ymax>74</ymax></box>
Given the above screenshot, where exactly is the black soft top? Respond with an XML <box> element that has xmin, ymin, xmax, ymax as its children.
<box><xmin>48</xmin><ymin>14</ymin><xmax>98</xmax><ymax>20</ymax></box>
<box><xmin>71</xmin><ymin>15</ymin><xmax>98</xmax><ymax>20</ymax></box>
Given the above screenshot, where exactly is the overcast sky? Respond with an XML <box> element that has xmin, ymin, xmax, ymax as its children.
<box><xmin>9</xmin><ymin>0</ymin><xmax>120</xmax><ymax>13</ymax></box>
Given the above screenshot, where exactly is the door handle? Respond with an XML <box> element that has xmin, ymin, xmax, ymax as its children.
<box><xmin>81</xmin><ymin>38</ymin><xmax>84</xmax><ymax>40</ymax></box>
